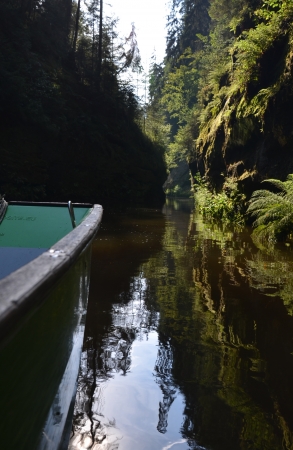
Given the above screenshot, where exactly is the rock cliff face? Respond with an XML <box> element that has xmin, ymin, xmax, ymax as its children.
<box><xmin>192</xmin><ymin>24</ymin><xmax>293</xmax><ymax>198</ymax></box>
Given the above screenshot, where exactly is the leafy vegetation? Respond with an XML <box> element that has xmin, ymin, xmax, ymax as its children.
<box><xmin>164</xmin><ymin>183</ymin><xmax>190</xmax><ymax>198</ymax></box>
<box><xmin>194</xmin><ymin>173</ymin><xmax>245</xmax><ymax>223</ymax></box>
<box><xmin>0</xmin><ymin>1</ymin><xmax>166</xmax><ymax>205</ymax></box>
<box><xmin>147</xmin><ymin>0</ymin><xmax>293</xmax><ymax>215</ymax></box>
<box><xmin>248</xmin><ymin>174</ymin><xmax>293</xmax><ymax>242</ymax></box>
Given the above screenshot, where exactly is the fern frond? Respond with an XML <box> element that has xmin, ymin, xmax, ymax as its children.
<box><xmin>253</xmin><ymin>204</ymin><xmax>292</xmax><ymax>227</ymax></box>
<box><xmin>286</xmin><ymin>174</ymin><xmax>293</xmax><ymax>183</ymax></box>
<box><xmin>248</xmin><ymin>174</ymin><xmax>293</xmax><ymax>242</ymax></box>
<box><xmin>247</xmin><ymin>191</ymin><xmax>285</xmax><ymax>215</ymax></box>
<box><xmin>276</xmin><ymin>210</ymin><xmax>293</xmax><ymax>229</ymax></box>
<box><xmin>261</xmin><ymin>178</ymin><xmax>287</xmax><ymax>192</ymax></box>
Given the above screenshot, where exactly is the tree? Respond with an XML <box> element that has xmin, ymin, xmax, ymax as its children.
<box><xmin>119</xmin><ymin>23</ymin><xmax>142</xmax><ymax>73</ymax></box>
<box><xmin>72</xmin><ymin>0</ymin><xmax>81</xmax><ymax>52</ymax></box>
<box><xmin>0</xmin><ymin>0</ymin><xmax>167</xmax><ymax>204</ymax></box>
<box><xmin>97</xmin><ymin>0</ymin><xmax>103</xmax><ymax>88</ymax></box>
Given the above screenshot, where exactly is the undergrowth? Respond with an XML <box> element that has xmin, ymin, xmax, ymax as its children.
<box><xmin>247</xmin><ymin>174</ymin><xmax>293</xmax><ymax>243</ymax></box>
<box><xmin>165</xmin><ymin>183</ymin><xmax>191</xmax><ymax>198</ymax></box>
<box><xmin>193</xmin><ymin>173</ymin><xmax>246</xmax><ymax>224</ymax></box>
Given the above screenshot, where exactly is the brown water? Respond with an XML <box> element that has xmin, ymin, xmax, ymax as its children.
<box><xmin>69</xmin><ymin>199</ymin><xmax>293</xmax><ymax>450</ymax></box>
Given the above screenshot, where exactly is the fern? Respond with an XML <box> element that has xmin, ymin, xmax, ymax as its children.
<box><xmin>247</xmin><ymin>174</ymin><xmax>293</xmax><ymax>242</ymax></box>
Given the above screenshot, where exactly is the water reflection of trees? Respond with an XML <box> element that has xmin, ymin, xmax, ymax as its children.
<box><xmin>142</xmin><ymin>205</ymin><xmax>293</xmax><ymax>450</ymax></box>
<box><xmin>245</xmin><ymin>250</ymin><xmax>293</xmax><ymax>313</ymax></box>
<box><xmin>69</xmin><ymin>273</ymin><xmax>159</xmax><ymax>450</ymax></box>
<box><xmin>70</xmin><ymin>202</ymin><xmax>293</xmax><ymax>450</ymax></box>
<box><xmin>69</xmin><ymin>208</ymin><xmax>166</xmax><ymax>450</ymax></box>
<box><xmin>154</xmin><ymin>338</ymin><xmax>177</xmax><ymax>434</ymax></box>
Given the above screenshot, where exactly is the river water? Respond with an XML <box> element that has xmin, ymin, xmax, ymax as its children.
<box><xmin>69</xmin><ymin>199</ymin><xmax>293</xmax><ymax>450</ymax></box>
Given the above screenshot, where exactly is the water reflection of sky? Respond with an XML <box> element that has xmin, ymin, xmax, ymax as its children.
<box><xmin>69</xmin><ymin>269</ymin><xmax>197</xmax><ymax>450</ymax></box>
<box><xmin>97</xmin><ymin>331</ymin><xmax>188</xmax><ymax>450</ymax></box>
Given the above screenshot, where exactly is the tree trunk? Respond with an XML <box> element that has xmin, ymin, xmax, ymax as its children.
<box><xmin>72</xmin><ymin>0</ymin><xmax>81</xmax><ymax>52</ymax></box>
<box><xmin>65</xmin><ymin>0</ymin><xmax>73</xmax><ymax>39</ymax></box>
<box><xmin>92</xmin><ymin>20</ymin><xmax>95</xmax><ymax>86</ymax></box>
<box><xmin>97</xmin><ymin>0</ymin><xmax>103</xmax><ymax>90</ymax></box>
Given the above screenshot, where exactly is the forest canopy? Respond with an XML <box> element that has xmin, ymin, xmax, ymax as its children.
<box><xmin>147</xmin><ymin>0</ymin><xmax>293</xmax><ymax>199</ymax></box>
<box><xmin>0</xmin><ymin>0</ymin><xmax>166</xmax><ymax>205</ymax></box>
<box><xmin>2</xmin><ymin>0</ymin><xmax>293</xmax><ymax>208</ymax></box>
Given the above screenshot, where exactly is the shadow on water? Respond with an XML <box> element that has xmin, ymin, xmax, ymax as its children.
<box><xmin>69</xmin><ymin>199</ymin><xmax>293</xmax><ymax>450</ymax></box>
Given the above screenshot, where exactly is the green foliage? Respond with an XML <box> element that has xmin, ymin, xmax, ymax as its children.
<box><xmin>145</xmin><ymin>106</ymin><xmax>170</xmax><ymax>150</ymax></box>
<box><xmin>161</xmin><ymin>48</ymin><xmax>200</xmax><ymax>125</ymax></box>
<box><xmin>247</xmin><ymin>174</ymin><xmax>293</xmax><ymax>242</ymax></box>
<box><xmin>148</xmin><ymin>0</ymin><xmax>293</xmax><ymax>210</ymax></box>
<box><xmin>166</xmin><ymin>116</ymin><xmax>198</xmax><ymax>168</ymax></box>
<box><xmin>233</xmin><ymin>3</ymin><xmax>291</xmax><ymax>89</ymax></box>
<box><xmin>194</xmin><ymin>173</ymin><xmax>245</xmax><ymax>223</ymax></box>
<box><xmin>0</xmin><ymin>1</ymin><xmax>167</xmax><ymax>205</ymax></box>
<box><xmin>198</xmin><ymin>0</ymin><xmax>293</xmax><ymax>138</ymax></box>
<box><xmin>257</xmin><ymin>0</ymin><xmax>285</xmax><ymax>21</ymax></box>
<box><xmin>148</xmin><ymin>0</ymin><xmax>212</xmax><ymax>176</ymax></box>
<box><xmin>165</xmin><ymin>183</ymin><xmax>191</xmax><ymax>198</ymax></box>
<box><xmin>152</xmin><ymin>0</ymin><xmax>293</xmax><ymax>195</ymax></box>
<box><xmin>165</xmin><ymin>0</ymin><xmax>210</xmax><ymax>63</ymax></box>
<box><xmin>145</xmin><ymin>58</ymin><xmax>170</xmax><ymax>159</ymax></box>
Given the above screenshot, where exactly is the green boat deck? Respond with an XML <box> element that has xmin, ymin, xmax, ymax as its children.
<box><xmin>0</xmin><ymin>204</ymin><xmax>91</xmax><ymax>280</ymax></box>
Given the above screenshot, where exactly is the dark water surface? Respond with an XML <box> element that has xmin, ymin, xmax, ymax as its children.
<box><xmin>69</xmin><ymin>199</ymin><xmax>293</xmax><ymax>450</ymax></box>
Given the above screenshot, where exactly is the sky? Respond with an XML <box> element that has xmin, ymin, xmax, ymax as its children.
<box><xmin>81</xmin><ymin>0</ymin><xmax>169</xmax><ymax>100</ymax></box>
<box><xmin>104</xmin><ymin>0</ymin><xmax>169</xmax><ymax>67</ymax></box>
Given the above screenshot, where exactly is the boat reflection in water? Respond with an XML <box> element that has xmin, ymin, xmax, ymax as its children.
<box><xmin>0</xmin><ymin>202</ymin><xmax>103</xmax><ymax>450</ymax></box>
<box><xmin>69</xmin><ymin>200</ymin><xmax>293</xmax><ymax>450</ymax></box>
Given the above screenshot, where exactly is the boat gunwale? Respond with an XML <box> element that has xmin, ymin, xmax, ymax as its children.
<box><xmin>0</xmin><ymin>203</ymin><xmax>103</xmax><ymax>342</ymax></box>
<box><xmin>8</xmin><ymin>201</ymin><xmax>94</xmax><ymax>208</ymax></box>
